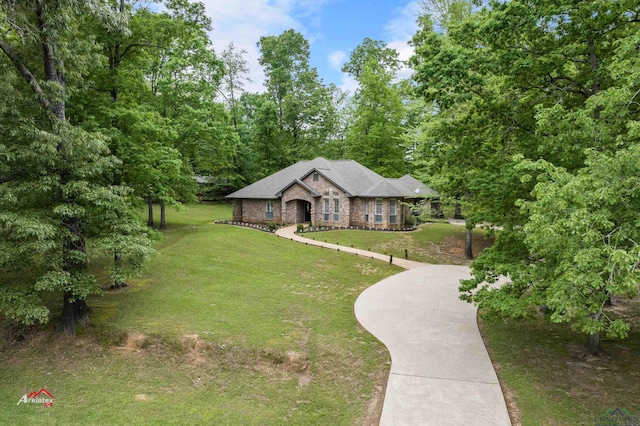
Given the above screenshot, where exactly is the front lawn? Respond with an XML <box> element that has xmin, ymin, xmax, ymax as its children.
<box><xmin>302</xmin><ymin>223</ymin><xmax>493</xmax><ymax>264</ymax></box>
<box><xmin>480</xmin><ymin>302</ymin><xmax>640</xmax><ymax>425</ymax></box>
<box><xmin>3</xmin><ymin>204</ymin><xmax>638</xmax><ymax>425</ymax></box>
<box><xmin>0</xmin><ymin>203</ymin><xmax>400</xmax><ymax>425</ymax></box>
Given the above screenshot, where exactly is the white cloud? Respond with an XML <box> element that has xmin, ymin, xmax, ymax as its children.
<box><xmin>384</xmin><ymin>1</ymin><xmax>422</xmax><ymax>82</ymax></box>
<box><xmin>201</xmin><ymin>0</ymin><xmax>335</xmax><ymax>94</ymax></box>
<box><xmin>328</xmin><ymin>50</ymin><xmax>347</xmax><ymax>72</ymax></box>
<box><xmin>199</xmin><ymin>0</ymin><xmax>421</xmax><ymax>95</ymax></box>
<box><xmin>384</xmin><ymin>1</ymin><xmax>421</xmax><ymax>42</ymax></box>
<box><xmin>337</xmin><ymin>73</ymin><xmax>359</xmax><ymax>95</ymax></box>
<box><xmin>326</xmin><ymin>50</ymin><xmax>359</xmax><ymax>94</ymax></box>
<box><xmin>202</xmin><ymin>0</ymin><xmax>308</xmax><ymax>93</ymax></box>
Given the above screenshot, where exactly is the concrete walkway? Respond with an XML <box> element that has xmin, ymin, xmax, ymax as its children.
<box><xmin>275</xmin><ymin>225</ymin><xmax>425</xmax><ymax>269</ymax></box>
<box><xmin>274</xmin><ymin>226</ymin><xmax>511</xmax><ymax>426</ymax></box>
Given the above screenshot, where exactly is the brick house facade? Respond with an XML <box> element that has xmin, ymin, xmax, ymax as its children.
<box><xmin>227</xmin><ymin>158</ymin><xmax>437</xmax><ymax>230</ymax></box>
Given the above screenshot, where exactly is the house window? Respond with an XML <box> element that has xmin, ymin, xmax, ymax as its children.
<box><xmin>265</xmin><ymin>200</ymin><xmax>274</xmax><ymax>220</ymax></box>
<box><xmin>333</xmin><ymin>198</ymin><xmax>340</xmax><ymax>222</ymax></box>
<box><xmin>323</xmin><ymin>199</ymin><xmax>330</xmax><ymax>221</ymax></box>
<box><xmin>389</xmin><ymin>198</ymin><xmax>397</xmax><ymax>224</ymax></box>
<box><xmin>313</xmin><ymin>172</ymin><xmax>319</xmax><ymax>182</ymax></box>
<box><xmin>374</xmin><ymin>198</ymin><xmax>383</xmax><ymax>224</ymax></box>
<box><xmin>364</xmin><ymin>200</ymin><xmax>369</xmax><ymax>223</ymax></box>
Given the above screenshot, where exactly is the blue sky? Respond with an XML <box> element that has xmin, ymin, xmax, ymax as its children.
<box><xmin>202</xmin><ymin>0</ymin><xmax>421</xmax><ymax>93</ymax></box>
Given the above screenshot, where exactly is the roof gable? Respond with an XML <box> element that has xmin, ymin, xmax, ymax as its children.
<box><xmin>276</xmin><ymin>179</ymin><xmax>321</xmax><ymax>197</ymax></box>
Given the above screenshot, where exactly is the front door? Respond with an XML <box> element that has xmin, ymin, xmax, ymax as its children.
<box><xmin>304</xmin><ymin>202</ymin><xmax>311</xmax><ymax>222</ymax></box>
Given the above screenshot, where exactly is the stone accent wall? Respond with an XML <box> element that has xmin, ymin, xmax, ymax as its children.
<box><xmin>349</xmin><ymin>197</ymin><xmax>368</xmax><ymax>227</ymax></box>
<box><xmin>303</xmin><ymin>173</ymin><xmax>350</xmax><ymax>227</ymax></box>
<box><xmin>349</xmin><ymin>197</ymin><xmax>408</xmax><ymax>229</ymax></box>
<box><xmin>275</xmin><ymin>172</ymin><xmax>352</xmax><ymax>227</ymax></box>
<box><xmin>232</xmin><ymin>200</ymin><xmax>243</xmax><ymax>222</ymax></box>
<box><xmin>282</xmin><ymin>183</ymin><xmax>314</xmax><ymax>224</ymax></box>
<box><xmin>240</xmin><ymin>199</ymin><xmax>281</xmax><ymax>224</ymax></box>
<box><xmin>236</xmin><ymin>195</ymin><xmax>410</xmax><ymax>229</ymax></box>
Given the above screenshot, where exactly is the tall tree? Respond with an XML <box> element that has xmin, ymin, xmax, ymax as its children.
<box><xmin>411</xmin><ymin>0</ymin><xmax>640</xmax><ymax>352</ymax></box>
<box><xmin>420</xmin><ymin>0</ymin><xmax>473</xmax><ymax>30</ymax></box>
<box><xmin>0</xmin><ymin>0</ymin><xmax>153</xmax><ymax>334</ymax></box>
<box><xmin>219</xmin><ymin>42</ymin><xmax>252</xmax><ymax>131</ymax></box>
<box><xmin>257</xmin><ymin>29</ymin><xmax>336</xmax><ymax>170</ymax></box>
<box><xmin>78</xmin><ymin>0</ymin><xmax>235</xmax><ymax>225</ymax></box>
<box><xmin>249</xmin><ymin>95</ymin><xmax>286</xmax><ymax>177</ymax></box>
<box><xmin>320</xmin><ymin>84</ymin><xmax>351</xmax><ymax>159</ymax></box>
<box><xmin>341</xmin><ymin>37</ymin><xmax>400</xmax><ymax>79</ymax></box>
<box><xmin>343</xmin><ymin>39</ymin><xmax>407</xmax><ymax>177</ymax></box>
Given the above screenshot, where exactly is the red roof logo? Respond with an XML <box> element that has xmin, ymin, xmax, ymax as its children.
<box><xmin>27</xmin><ymin>388</ymin><xmax>54</xmax><ymax>399</ymax></box>
<box><xmin>17</xmin><ymin>388</ymin><xmax>54</xmax><ymax>406</ymax></box>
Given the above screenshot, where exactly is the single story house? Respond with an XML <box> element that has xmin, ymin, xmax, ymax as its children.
<box><xmin>226</xmin><ymin>158</ymin><xmax>438</xmax><ymax>229</ymax></box>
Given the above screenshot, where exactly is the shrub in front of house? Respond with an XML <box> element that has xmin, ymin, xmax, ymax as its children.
<box><xmin>404</xmin><ymin>214</ymin><xmax>416</xmax><ymax>228</ymax></box>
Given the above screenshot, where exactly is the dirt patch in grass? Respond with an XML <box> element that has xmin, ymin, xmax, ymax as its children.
<box><xmin>439</xmin><ymin>234</ymin><xmax>494</xmax><ymax>259</ymax></box>
<box><xmin>498</xmin><ymin>379</ymin><xmax>523</xmax><ymax>426</ymax></box>
<box><xmin>180</xmin><ymin>334</ymin><xmax>207</xmax><ymax>366</ymax></box>
<box><xmin>123</xmin><ymin>332</ymin><xmax>147</xmax><ymax>350</ymax></box>
<box><xmin>357</xmin><ymin>370</ymin><xmax>387</xmax><ymax>426</ymax></box>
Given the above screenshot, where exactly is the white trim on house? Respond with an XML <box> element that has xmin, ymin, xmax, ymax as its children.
<box><xmin>265</xmin><ymin>200</ymin><xmax>274</xmax><ymax>220</ymax></box>
<box><xmin>375</xmin><ymin>198</ymin><xmax>383</xmax><ymax>224</ymax></box>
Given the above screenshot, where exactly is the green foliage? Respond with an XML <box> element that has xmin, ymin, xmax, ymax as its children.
<box><xmin>0</xmin><ymin>0</ymin><xmax>155</xmax><ymax>329</ymax></box>
<box><xmin>411</xmin><ymin>0</ymin><xmax>640</xmax><ymax>347</ymax></box>
<box><xmin>75</xmin><ymin>0</ymin><xmax>235</xmax><ymax>209</ymax></box>
<box><xmin>343</xmin><ymin>39</ymin><xmax>407</xmax><ymax>177</ymax></box>
<box><xmin>256</xmin><ymin>29</ymin><xmax>337</xmax><ymax>174</ymax></box>
<box><xmin>512</xmin><ymin>148</ymin><xmax>640</xmax><ymax>338</ymax></box>
<box><xmin>341</xmin><ymin>37</ymin><xmax>400</xmax><ymax>78</ymax></box>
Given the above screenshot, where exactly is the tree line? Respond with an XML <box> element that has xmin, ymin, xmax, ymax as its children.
<box><xmin>1</xmin><ymin>0</ymin><xmax>638</xmax><ymax>353</ymax></box>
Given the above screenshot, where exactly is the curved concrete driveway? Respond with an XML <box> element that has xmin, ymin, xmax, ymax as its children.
<box><xmin>356</xmin><ymin>266</ymin><xmax>511</xmax><ymax>425</ymax></box>
<box><xmin>275</xmin><ymin>226</ymin><xmax>511</xmax><ymax>425</ymax></box>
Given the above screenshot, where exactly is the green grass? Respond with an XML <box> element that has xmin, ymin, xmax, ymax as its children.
<box><xmin>0</xmin><ymin>203</ymin><xmax>399</xmax><ymax>425</ymax></box>
<box><xmin>4</xmin><ymin>203</ymin><xmax>639</xmax><ymax>425</ymax></box>
<box><xmin>302</xmin><ymin>223</ymin><xmax>493</xmax><ymax>264</ymax></box>
<box><xmin>480</xmin><ymin>305</ymin><xmax>640</xmax><ymax>425</ymax></box>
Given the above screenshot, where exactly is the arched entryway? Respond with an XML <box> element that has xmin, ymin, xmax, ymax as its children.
<box><xmin>285</xmin><ymin>199</ymin><xmax>312</xmax><ymax>224</ymax></box>
<box><xmin>298</xmin><ymin>200</ymin><xmax>311</xmax><ymax>223</ymax></box>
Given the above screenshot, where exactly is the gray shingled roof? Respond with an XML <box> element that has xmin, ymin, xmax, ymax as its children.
<box><xmin>389</xmin><ymin>174</ymin><xmax>439</xmax><ymax>197</ymax></box>
<box><xmin>226</xmin><ymin>158</ymin><xmax>437</xmax><ymax>199</ymax></box>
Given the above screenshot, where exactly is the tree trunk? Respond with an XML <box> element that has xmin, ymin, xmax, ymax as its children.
<box><xmin>58</xmin><ymin>216</ymin><xmax>89</xmax><ymax>335</ymax></box>
<box><xmin>160</xmin><ymin>201</ymin><xmax>166</xmax><ymax>229</ymax></box>
<box><xmin>111</xmin><ymin>250</ymin><xmax>126</xmax><ymax>289</ymax></box>
<box><xmin>465</xmin><ymin>225</ymin><xmax>473</xmax><ymax>259</ymax></box>
<box><xmin>454</xmin><ymin>202</ymin><xmax>463</xmax><ymax>219</ymax></box>
<box><xmin>587</xmin><ymin>332</ymin><xmax>600</xmax><ymax>355</ymax></box>
<box><xmin>57</xmin><ymin>292</ymin><xmax>89</xmax><ymax>335</ymax></box>
<box><xmin>147</xmin><ymin>195</ymin><xmax>154</xmax><ymax>227</ymax></box>
<box><xmin>3</xmin><ymin>2</ymin><xmax>93</xmax><ymax>336</ymax></box>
